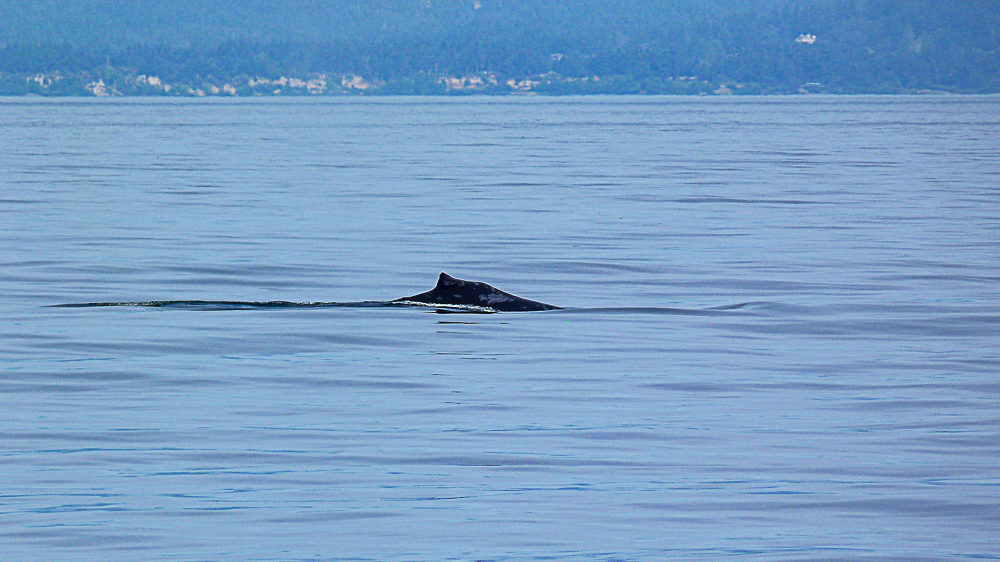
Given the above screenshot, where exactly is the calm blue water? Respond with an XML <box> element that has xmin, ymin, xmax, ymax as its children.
<box><xmin>2</xmin><ymin>96</ymin><xmax>999</xmax><ymax>560</ymax></box>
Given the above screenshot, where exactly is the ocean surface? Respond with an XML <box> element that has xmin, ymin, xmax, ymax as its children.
<box><xmin>1</xmin><ymin>95</ymin><xmax>998</xmax><ymax>560</ymax></box>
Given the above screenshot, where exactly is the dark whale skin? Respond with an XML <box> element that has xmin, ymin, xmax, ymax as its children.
<box><xmin>394</xmin><ymin>272</ymin><xmax>559</xmax><ymax>312</ymax></box>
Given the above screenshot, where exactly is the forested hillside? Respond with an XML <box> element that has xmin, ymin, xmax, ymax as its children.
<box><xmin>2</xmin><ymin>0</ymin><xmax>997</xmax><ymax>95</ymax></box>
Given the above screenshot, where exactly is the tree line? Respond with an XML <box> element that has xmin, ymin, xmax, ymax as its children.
<box><xmin>2</xmin><ymin>0</ymin><xmax>998</xmax><ymax>95</ymax></box>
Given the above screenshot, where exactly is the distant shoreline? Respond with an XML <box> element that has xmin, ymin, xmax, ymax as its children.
<box><xmin>4</xmin><ymin>91</ymin><xmax>994</xmax><ymax>99</ymax></box>
<box><xmin>5</xmin><ymin>3</ymin><xmax>998</xmax><ymax>98</ymax></box>
<box><xmin>4</xmin><ymin>71</ymin><xmax>994</xmax><ymax>98</ymax></box>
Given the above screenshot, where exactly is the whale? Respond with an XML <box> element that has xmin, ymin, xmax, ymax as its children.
<box><xmin>51</xmin><ymin>272</ymin><xmax>561</xmax><ymax>312</ymax></box>
<box><xmin>394</xmin><ymin>272</ymin><xmax>560</xmax><ymax>312</ymax></box>
<box><xmin>50</xmin><ymin>274</ymin><xmax>756</xmax><ymax>314</ymax></box>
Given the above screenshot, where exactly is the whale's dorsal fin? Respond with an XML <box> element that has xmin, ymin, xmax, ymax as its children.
<box><xmin>437</xmin><ymin>272</ymin><xmax>459</xmax><ymax>287</ymax></box>
<box><xmin>395</xmin><ymin>273</ymin><xmax>559</xmax><ymax>312</ymax></box>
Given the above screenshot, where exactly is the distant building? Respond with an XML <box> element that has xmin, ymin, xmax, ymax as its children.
<box><xmin>341</xmin><ymin>75</ymin><xmax>380</xmax><ymax>91</ymax></box>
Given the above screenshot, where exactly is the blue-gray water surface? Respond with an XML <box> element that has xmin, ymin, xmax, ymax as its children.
<box><xmin>2</xmin><ymin>96</ymin><xmax>998</xmax><ymax>560</ymax></box>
